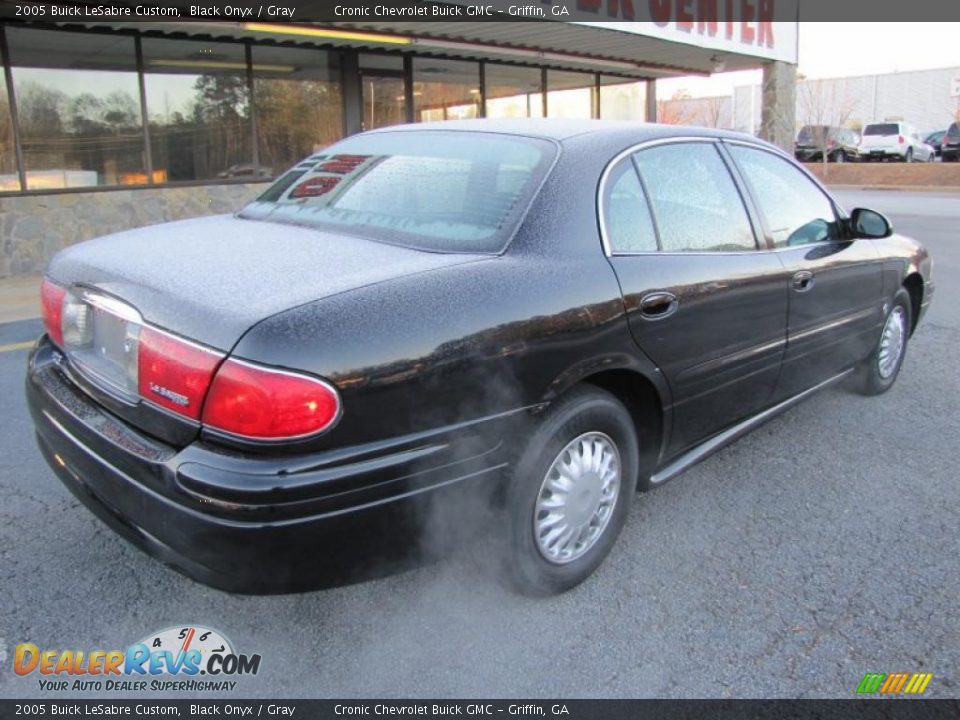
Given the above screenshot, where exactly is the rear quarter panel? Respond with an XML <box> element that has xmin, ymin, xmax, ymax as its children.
<box><xmin>226</xmin><ymin>138</ymin><xmax>674</xmax><ymax>455</ymax></box>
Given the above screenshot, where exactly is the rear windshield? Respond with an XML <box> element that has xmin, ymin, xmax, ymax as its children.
<box><xmin>864</xmin><ymin>123</ymin><xmax>899</xmax><ymax>136</ymax></box>
<box><xmin>797</xmin><ymin>125</ymin><xmax>829</xmax><ymax>142</ymax></box>
<box><xmin>239</xmin><ymin>131</ymin><xmax>555</xmax><ymax>253</ymax></box>
<box><xmin>948</xmin><ymin>123</ymin><xmax>960</xmax><ymax>139</ymax></box>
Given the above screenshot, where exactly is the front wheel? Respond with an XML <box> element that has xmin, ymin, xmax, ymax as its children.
<box><xmin>852</xmin><ymin>290</ymin><xmax>912</xmax><ymax>396</ymax></box>
<box><xmin>502</xmin><ymin>386</ymin><xmax>638</xmax><ymax>596</ymax></box>
<box><xmin>904</xmin><ymin>148</ymin><xmax>914</xmax><ymax>163</ymax></box>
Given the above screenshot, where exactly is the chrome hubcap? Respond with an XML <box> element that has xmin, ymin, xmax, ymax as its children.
<box><xmin>534</xmin><ymin>432</ymin><xmax>621</xmax><ymax>565</ymax></box>
<box><xmin>878</xmin><ymin>306</ymin><xmax>906</xmax><ymax>379</ymax></box>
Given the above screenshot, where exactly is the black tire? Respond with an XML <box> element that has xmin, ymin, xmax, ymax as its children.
<box><xmin>502</xmin><ymin>386</ymin><xmax>638</xmax><ymax>596</ymax></box>
<box><xmin>904</xmin><ymin>148</ymin><xmax>913</xmax><ymax>163</ymax></box>
<box><xmin>852</xmin><ymin>289</ymin><xmax>912</xmax><ymax>396</ymax></box>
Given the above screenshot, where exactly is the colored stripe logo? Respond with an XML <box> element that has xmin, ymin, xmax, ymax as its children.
<box><xmin>857</xmin><ymin>672</ymin><xmax>933</xmax><ymax>694</ymax></box>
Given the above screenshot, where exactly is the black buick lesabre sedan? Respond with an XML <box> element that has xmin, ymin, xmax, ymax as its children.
<box><xmin>27</xmin><ymin>120</ymin><xmax>933</xmax><ymax>595</ymax></box>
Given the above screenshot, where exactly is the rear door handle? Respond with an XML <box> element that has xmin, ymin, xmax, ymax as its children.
<box><xmin>639</xmin><ymin>291</ymin><xmax>679</xmax><ymax>320</ymax></box>
<box><xmin>792</xmin><ymin>270</ymin><xmax>815</xmax><ymax>292</ymax></box>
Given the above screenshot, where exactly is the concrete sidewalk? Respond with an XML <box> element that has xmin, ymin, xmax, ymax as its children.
<box><xmin>0</xmin><ymin>274</ymin><xmax>40</xmax><ymax>324</ymax></box>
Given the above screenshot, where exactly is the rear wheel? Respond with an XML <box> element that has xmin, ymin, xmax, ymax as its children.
<box><xmin>503</xmin><ymin>386</ymin><xmax>638</xmax><ymax>596</ymax></box>
<box><xmin>852</xmin><ymin>290</ymin><xmax>911</xmax><ymax>396</ymax></box>
<box><xmin>904</xmin><ymin>148</ymin><xmax>914</xmax><ymax>163</ymax></box>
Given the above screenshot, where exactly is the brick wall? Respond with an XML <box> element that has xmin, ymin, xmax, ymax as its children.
<box><xmin>803</xmin><ymin>162</ymin><xmax>960</xmax><ymax>188</ymax></box>
<box><xmin>0</xmin><ymin>183</ymin><xmax>266</xmax><ymax>278</ymax></box>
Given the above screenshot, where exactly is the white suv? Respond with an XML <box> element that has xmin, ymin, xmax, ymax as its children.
<box><xmin>859</xmin><ymin>121</ymin><xmax>935</xmax><ymax>162</ymax></box>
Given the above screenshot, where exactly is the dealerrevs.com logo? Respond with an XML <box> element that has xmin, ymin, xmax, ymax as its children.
<box><xmin>13</xmin><ymin>625</ymin><xmax>262</xmax><ymax>693</ymax></box>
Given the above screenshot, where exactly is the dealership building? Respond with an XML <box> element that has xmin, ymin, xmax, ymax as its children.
<box><xmin>0</xmin><ymin>14</ymin><xmax>799</xmax><ymax>277</ymax></box>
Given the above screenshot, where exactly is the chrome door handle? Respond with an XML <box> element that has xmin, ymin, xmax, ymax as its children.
<box><xmin>639</xmin><ymin>291</ymin><xmax>679</xmax><ymax>320</ymax></box>
<box><xmin>792</xmin><ymin>270</ymin><xmax>815</xmax><ymax>292</ymax></box>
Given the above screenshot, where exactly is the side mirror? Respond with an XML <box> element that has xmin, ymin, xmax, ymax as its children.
<box><xmin>850</xmin><ymin>207</ymin><xmax>892</xmax><ymax>239</ymax></box>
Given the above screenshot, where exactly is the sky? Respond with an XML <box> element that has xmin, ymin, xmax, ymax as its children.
<box><xmin>658</xmin><ymin>22</ymin><xmax>960</xmax><ymax>99</ymax></box>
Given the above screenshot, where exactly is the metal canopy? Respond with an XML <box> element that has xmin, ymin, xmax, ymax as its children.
<box><xmin>63</xmin><ymin>20</ymin><xmax>773</xmax><ymax>79</ymax></box>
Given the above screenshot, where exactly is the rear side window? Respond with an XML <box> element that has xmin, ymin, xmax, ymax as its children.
<box><xmin>240</xmin><ymin>131</ymin><xmax>554</xmax><ymax>253</ymax></box>
<box><xmin>633</xmin><ymin>143</ymin><xmax>756</xmax><ymax>253</ymax></box>
<box><xmin>864</xmin><ymin>123</ymin><xmax>899</xmax><ymax>136</ymax></box>
<box><xmin>729</xmin><ymin>145</ymin><xmax>840</xmax><ymax>249</ymax></box>
<box><xmin>602</xmin><ymin>161</ymin><xmax>658</xmax><ymax>253</ymax></box>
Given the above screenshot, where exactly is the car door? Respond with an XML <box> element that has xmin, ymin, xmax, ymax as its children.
<box><xmin>602</xmin><ymin>140</ymin><xmax>788</xmax><ymax>455</ymax></box>
<box><xmin>725</xmin><ymin>142</ymin><xmax>884</xmax><ymax>401</ymax></box>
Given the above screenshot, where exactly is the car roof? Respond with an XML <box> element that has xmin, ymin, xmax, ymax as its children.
<box><xmin>365</xmin><ymin>118</ymin><xmax>764</xmax><ymax>146</ymax></box>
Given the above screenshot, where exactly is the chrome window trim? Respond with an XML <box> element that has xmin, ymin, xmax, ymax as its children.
<box><xmin>598</xmin><ymin>135</ymin><xmax>851</xmax><ymax>258</ymax></box>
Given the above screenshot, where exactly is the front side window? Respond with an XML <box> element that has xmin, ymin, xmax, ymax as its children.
<box><xmin>633</xmin><ymin>143</ymin><xmax>756</xmax><ymax>253</ymax></box>
<box><xmin>602</xmin><ymin>160</ymin><xmax>658</xmax><ymax>253</ymax></box>
<box><xmin>240</xmin><ymin>131</ymin><xmax>554</xmax><ymax>253</ymax></box>
<box><xmin>728</xmin><ymin>145</ymin><xmax>840</xmax><ymax>249</ymax></box>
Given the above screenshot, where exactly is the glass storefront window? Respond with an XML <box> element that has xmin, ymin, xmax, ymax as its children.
<box><xmin>547</xmin><ymin>70</ymin><xmax>595</xmax><ymax>119</ymax></box>
<box><xmin>413</xmin><ymin>58</ymin><xmax>480</xmax><ymax>123</ymax></box>
<box><xmin>7</xmin><ymin>28</ymin><xmax>145</xmax><ymax>190</ymax></box>
<box><xmin>142</xmin><ymin>38</ymin><xmax>252</xmax><ymax>183</ymax></box>
<box><xmin>0</xmin><ymin>80</ymin><xmax>19</xmax><ymax>191</ymax></box>
<box><xmin>600</xmin><ymin>77</ymin><xmax>648</xmax><ymax>121</ymax></box>
<box><xmin>0</xmin><ymin>28</ymin><xmax>652</xmax><ymax>195</ymax></box>
<box><xmin>485</xmin><ymin>64</ymin><xmax>543</xmax><ymax>119</ymax></box>
<box><xmin>252</xmin><ymin>45</ymin><xmax>343</xmax><ymax>176</ymax></box>
<box><xmin>361</xmin><ymin>74</ymin><xmax>406</xmax><ymax>131</ymax></box>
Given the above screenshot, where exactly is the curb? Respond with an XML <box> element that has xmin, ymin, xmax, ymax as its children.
<box><xmin>825</xmin><ymin>184</ymin><xmax>960</xmax><ymax>193</ymax></box>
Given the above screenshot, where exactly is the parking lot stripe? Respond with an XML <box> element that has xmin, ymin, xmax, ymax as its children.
<box><xmin>0</xmin><ymin>340</ymin><xmax>34</xmax><ymax>353</ymax></box>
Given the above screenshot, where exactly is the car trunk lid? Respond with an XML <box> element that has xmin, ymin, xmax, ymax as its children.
<box><xmin>49</xmin><ymin>214</ymin><xmax>485</xmax><ymax>351</ymax></box>
<box><xmin>46</xmin><ymin>214</ymin><xmax>485</xmax><ymax>446</ymax></box>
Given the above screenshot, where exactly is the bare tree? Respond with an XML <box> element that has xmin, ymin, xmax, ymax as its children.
<box><xmin>657</xmin><ymin>90</ymin><xmax>694</xmax><ymax>126</ymax></box>
<box><xmin>697</xmin><ymin>96</ymin><xmax>728</xmax><ymax>129</ymax></box>
<box><xmin>797</xmin><ymin>76</ymin><xmax>860</xmax><ymax>175</ymax></box>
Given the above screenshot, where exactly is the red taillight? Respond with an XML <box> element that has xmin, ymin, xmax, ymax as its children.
<box><xmin>202</xmin><ymin>359</ymin><xmax>340</xmax><ymax>440</ymax></box>
<box><xmin>138</xmin><ymin>326</ymin><xmax>223</xmax><ymax>420</ymax></box>
<box><xmin>41</xmin><ymin>278</ymin><xmax>66</xmax><ymax>347</ymax></box>
<box><xmin>898</xmin><ymin>135</ymin><xmax>905</xmax><ymax>144</ymax></box>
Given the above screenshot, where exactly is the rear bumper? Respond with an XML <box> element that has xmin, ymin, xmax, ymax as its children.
<box><xmin>795</xmin><ymin>148</ymin><xmax>824</xmax><ymax>162</ymax></box>
<box><xmin>27</xmin><ymin>338</ymin><xmax>519</xmax><ymax>593</ymax></box>
<box><xmin>860</xmin><ymin>147</ymin><xmax>907</xmax><ymax>159</ymax></box>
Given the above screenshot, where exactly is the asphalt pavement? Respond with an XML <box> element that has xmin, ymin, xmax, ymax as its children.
<box><xmin>0</xmin><ymin>190</ymin><xmax>957</xmax><ymax>699</ymax></box>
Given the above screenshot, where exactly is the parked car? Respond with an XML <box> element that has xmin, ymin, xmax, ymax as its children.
<box><xmin>794</xmin><ymin>125</ymin><xmax>859</xmax><ymax>163</ymax></box>
<box><xmin>217</xmin><ymin>163</ymin><xmax>274</xmax><ymax>179</ymax></box>
<box><xmin>924</xmin><ymin>129</ymin><xmax>946</xmax><ymax>158</ymax></box>
<box><xmin>942</xmin><ymin>122</ymin><xmax>960</xmax><ymax>162</ymax></box>
<box><xmin>859</xmin><ymin>121</ymin><xmax>935</xmax><ymax>162</ymax></box>
<box><xmin>27</xmin><ymin>121</ymin><xmax>934</xmax><ymax>596</ymax></box>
